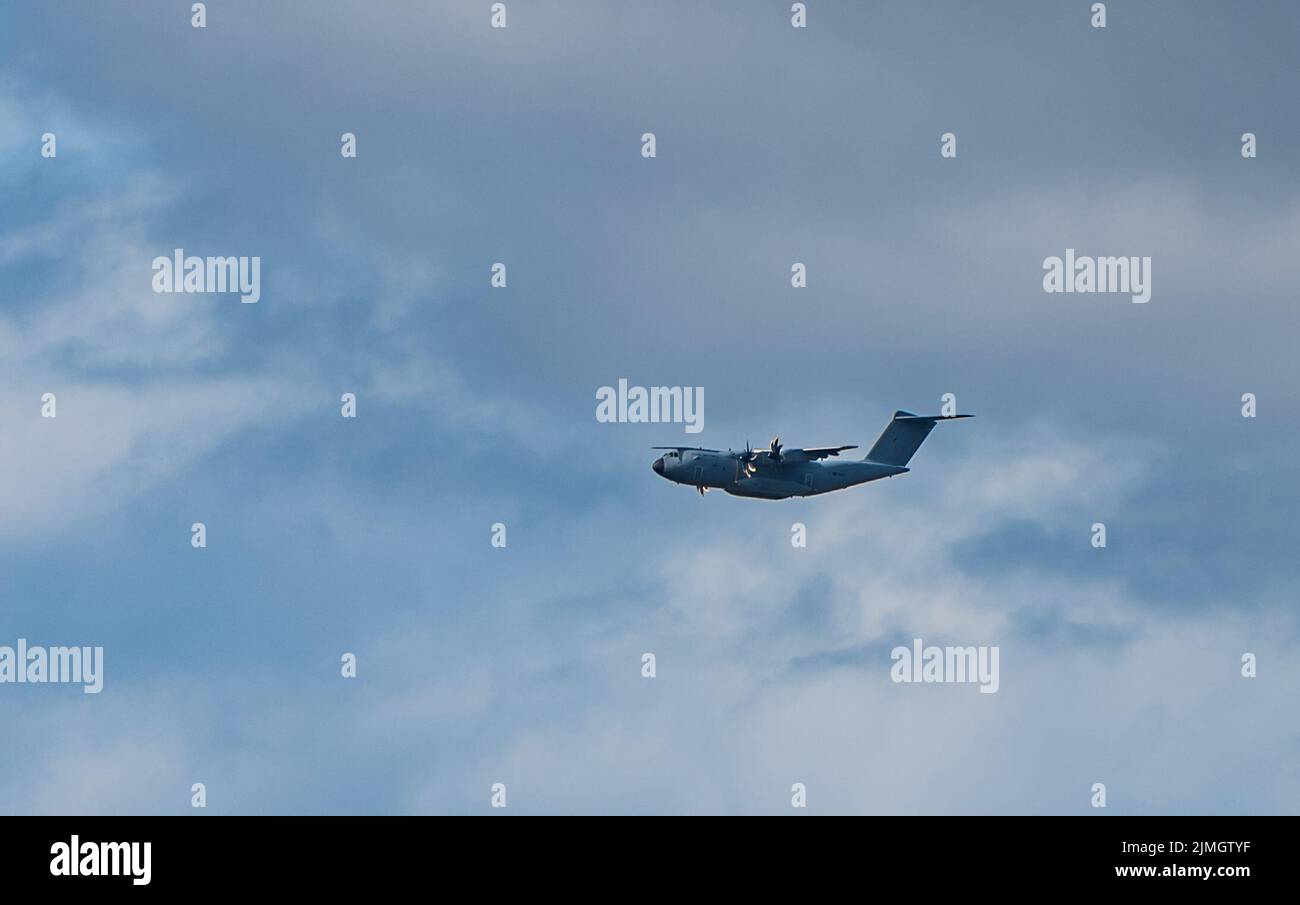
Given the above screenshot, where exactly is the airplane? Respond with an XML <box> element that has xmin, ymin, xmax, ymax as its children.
<box><xmin>650</xmin><ymin>409</ymin><xmax>972</xmax><ymax>499</ymax></box>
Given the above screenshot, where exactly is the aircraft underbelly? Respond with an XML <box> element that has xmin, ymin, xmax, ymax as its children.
<box><xmin>725</xmin><ymin>476</ymin><xmax>814</xmax><ymax>499</ymax></box>
<box><xmin>724</xmin><ymin>486</ymin><xmax>794</xmax><ymax>499</ymax></box>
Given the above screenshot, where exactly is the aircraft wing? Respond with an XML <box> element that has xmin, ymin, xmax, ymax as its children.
<box><xmin>797</xmin><ymin>445</ymin><xmax>858</xmax><ymax>459</ymax></box>
<box><xmin>651</xmin><ymin>446</ymin><xmax>721</xmax><ymax>453</ymax></box>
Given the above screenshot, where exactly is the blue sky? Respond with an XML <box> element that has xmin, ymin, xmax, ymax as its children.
<box><xmin>1</xmin><ymin>0</ymin><xmax>1298</xmax><ymax>814</ymax></box>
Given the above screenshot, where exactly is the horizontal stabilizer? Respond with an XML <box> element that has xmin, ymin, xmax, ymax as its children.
<box><xmin>892</xmin><ymin>412</ymin><xmax>974</xmax><ymax>423</ymax></box>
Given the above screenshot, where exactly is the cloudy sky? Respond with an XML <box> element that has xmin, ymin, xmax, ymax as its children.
<box><xmin>2</xmin><ymin>0</ymin><xmax>1297</xmax><ymax>815</ymax></box>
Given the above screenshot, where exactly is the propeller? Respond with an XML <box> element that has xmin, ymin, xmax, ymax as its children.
<box><xmin>735</xmin><ymin>438</ymin><xmax>782</xmax><ymax>477</ymax></box>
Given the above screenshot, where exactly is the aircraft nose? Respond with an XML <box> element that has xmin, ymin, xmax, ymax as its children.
<box><xmin>652</xmin><ymin>457</ymin><xmax>665</xmax><ymax>476</ymax></box>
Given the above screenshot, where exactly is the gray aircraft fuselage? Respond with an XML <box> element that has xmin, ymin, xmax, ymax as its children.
<box><xmin>650</xmin><ymin>410</ymin><xmax>973</xmax><ymax>500</ymax></box>
<box><xmin>651</xmin><ymin>449</ymin><xmax>908</xmax><ymax>499</ymax></box>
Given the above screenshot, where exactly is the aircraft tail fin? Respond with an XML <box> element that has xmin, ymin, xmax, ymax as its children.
<box><xmin>864</xmin><ymin>410</ymin><xmax>972</xmax><ymax>467</ymax></box>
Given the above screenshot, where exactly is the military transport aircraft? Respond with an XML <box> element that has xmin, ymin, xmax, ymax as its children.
<box><xmin>651</xmin><ymin>409</ymin><xmax>972</xmax><ymax>499</ymax></box>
